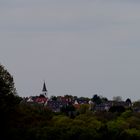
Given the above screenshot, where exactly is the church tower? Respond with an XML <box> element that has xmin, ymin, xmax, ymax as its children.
<box><xmin>42</xmin><ymin>81</ymin><xmax>48</xmax><ymax>97</ymax></box>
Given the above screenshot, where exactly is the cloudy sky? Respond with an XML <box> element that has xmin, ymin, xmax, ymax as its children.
<box><xmin>1</xmin><ymin>0</ymin><xmax>140</xmax><ymax>101</ymax></box>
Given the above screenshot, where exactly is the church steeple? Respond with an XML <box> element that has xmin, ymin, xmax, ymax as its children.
<box><xmin>42</xmin><ymin>81</ymin><xmax>48</xmax><ymax>97</ymax></box>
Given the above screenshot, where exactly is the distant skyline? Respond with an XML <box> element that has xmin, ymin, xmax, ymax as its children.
<box><xmin>1</xmin><ymin>0</ymin><xmax>140</xmax><ymax>101</ymax></box>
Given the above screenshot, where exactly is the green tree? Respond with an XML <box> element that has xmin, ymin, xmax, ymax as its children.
<box><xmin>78</xmin><ymin>104</ymin><xmax>90</xmax><ymax>114</ymax></box>
<box><xmin>50</xmin><ymin>95</ymin><xmax>57</xmax><ymax>101</ymax></box>
<box><xmin>0</xmin><ymin>64</ymin><xmax>19</xmax><ymax>113</ymax></box>
<box><xmin>120</xmin><ymin>128</ymin><xmax>140</xmax><ymax>140</ymax></box>
<box><xmin>92</xmin><ymin>94</ymin><xmax>102</xmax><ymax>104</ymax></box>
<box><xmin>107</xmin><ymin>119</ymin><xmax>129</xmax><ymax>139</ymax></box>
<box><xmin>0</xmin><ymin>64</ymin><xmax>16</xmax><ymax>95</ymax></box>
<box><xmin>0</xmin><ymin>64</ymin><xmax>21</xmax><ymax>139</ymax></box>
<box><xmin>133</xmin><ymin>101</ymin><xmax>140</xmax><ymax>108</ymax></box>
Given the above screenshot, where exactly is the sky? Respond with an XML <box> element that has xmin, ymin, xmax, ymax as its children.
<box><xmin>1</xmin><ymin>0</ymin><xmax>140</xmax><ymax>101</ymax></box>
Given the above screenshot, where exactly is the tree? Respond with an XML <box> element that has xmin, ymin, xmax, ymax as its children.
<box><xmin>113</xmin><ymin>96</ymin><xmax>122</xmax><ymax>102</ymax></box>
<box><xmin>125</xmin><ymin>98</ymin><xmax>132</xmax><ymax>107</ymax></box>
<box><xmin>79</xmin><ymin>104</ymin><xmax>90</xmax><ymax>114</ymax></box>
<box><xmin>109</xmin><ymin>105</ymin><xmax>125</xmax><ymax>113</ymax></box>
<box><xmin>60</xmin><ymin>103</ymin><xmax>76</xmax><ymax>118</ymax></box>
<box><xmin>50</xmin><ymin>95</ymin><xmax>57</xmax><ymax>101</ymax></box>
<box><xmin>0</xmin><ymin>64</ymin><xmax>20</xmax><ymax>114</ymax></box>
<box><xmin>0</xmin><ymin>64</ymin><xmax>20</xmax><ymax>139</ymax></box>
<box><xmin>92</xmin><ymin>94</ymin><xmax>102</xmax><ymax>104</ymax></box>
<box><xmin>0</xmin><ymin>64</ymin><xmax>16</xmax><ymax>95</ymax></box>
<box><xmin>133</xmin><ymin>101</ymin><xmax>140</xmax><ymax>108</ymax></box>
<box><xmin>0</xmin><ymin>64</ymin><xmax>19</xmax><ymax>111</ymax></box>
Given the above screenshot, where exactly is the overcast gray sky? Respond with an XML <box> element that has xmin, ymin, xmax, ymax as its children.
<box><xmin>1</xmin><ymin>0</ymin><xmax>140</xmax><ymax>101</ymax></box>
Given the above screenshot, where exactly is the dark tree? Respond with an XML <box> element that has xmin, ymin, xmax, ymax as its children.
<box><xmin>92</xmin><ymin>94</ymin><xmax>102</xmax><ymax>104</ymax></box>
<box><xmin>0</xmin><ymin>64</ymin><xmax>16</xmax><ymax>95</ymax></box>
<box><xmin>0</xmin><ymin>64</ymin><xmax>20</xmax><ymax>139</ymax></box>
<box><xmin>109</xmin><ymin>105</ymin><xmax>125</xmax><ymax>113</ymax></box>
<box><xmin>50</xmin><ymin>95</ymin><xmax>57</xmax><ymax>101</ymax></box>
<box><xmin>125</xmin><ymin>98</ymin><xmax>132</xmax><ymax>106</ymax></box>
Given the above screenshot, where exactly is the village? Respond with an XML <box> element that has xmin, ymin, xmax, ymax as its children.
<box><xmin>21</xmin><ymin>82</ymin><xmax>134</xmax><ymax>113</ymax></box>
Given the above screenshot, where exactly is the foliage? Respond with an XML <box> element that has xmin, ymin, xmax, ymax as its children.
<box><xmin>109</xmin><ymin>105</ymin><xmax>125</xmax><ymax>113</ymax></box>
<box><xmin>0</xmin><ymin>64</ymin><xmax>16</xmax><ymax>95</ymax></box>
<box><xmin>50</xmin><ymin>95</ymin><xmax>57</xmax><ymax>101</ymax></box>
<box><xmin>113</xmin><ymin>96</ymin><xmax>122</xmax><ymax>102</ymax></box>
<box><xmin>3</xmin><ymin>101</ymin><xmax>140</xmax><ymax>140</ymax></box>
<box><xmin>92</xmin><ymin>94</ymin><xmax>102</xmax><ymax>104</ymax></box>
<box><xmin>0</xmin><ymin>64</ymin><xmax>21</xmax><ymax>139</ymax></box>
<box><xmin>78</xmin><ymin>104</ymin><xmax>89</xmax><ymax>114</ymax></box>
<box><xmin>133</xmin><ymin>101</ymin><xmax>140</xmax><ymax>108</ymax></box>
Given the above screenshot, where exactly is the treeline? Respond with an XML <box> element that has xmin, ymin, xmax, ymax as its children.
<box><xmin>1</xmin><ymin>64</ymin><xmax>140</xmax><ymax>140</ymax></box>
<box><xmin>3</xmin><ymin>102</ymin><xmax>140</xmax><ymax>140</ymax></box>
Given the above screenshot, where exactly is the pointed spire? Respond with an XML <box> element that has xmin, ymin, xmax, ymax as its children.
<box><xmin>42</xmin><ymin>81</ymin><xmax>47</xmax><ymax>92</ymax></box>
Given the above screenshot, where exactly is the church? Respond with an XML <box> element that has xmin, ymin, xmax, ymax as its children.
<box><xmin>41</xmin><ymin>81</ymin><xmax>48</xmax><ymax>97</ymax></box>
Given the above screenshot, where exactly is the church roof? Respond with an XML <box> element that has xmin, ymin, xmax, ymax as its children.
<box><xmin>42</xmin><ymin>82</ymin><xmax>47</xmax><ymax>92</ymax></box>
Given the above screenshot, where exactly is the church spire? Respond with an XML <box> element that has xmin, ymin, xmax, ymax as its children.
<box><xmin>42</xmin><ymin>81</ymin><xmax>48</xmax><ymax>97</ymax></box>
<box><xmin>42</xmin><ymin>81</ymin><xmax>47</xmax><ymax>92</ymax></box>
